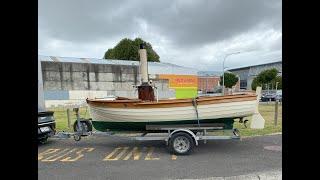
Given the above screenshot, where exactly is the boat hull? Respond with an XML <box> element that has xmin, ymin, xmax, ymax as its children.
<box><xmin>87</xmin><ymin>94</ymin><xmax>258</xmax><ymax>132</ymax></box>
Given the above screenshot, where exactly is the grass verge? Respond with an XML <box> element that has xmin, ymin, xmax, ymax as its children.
<box><xmin>234</xmin><ymin>103</ymin><xmax>282</xmax><ymax>137</ymax></box>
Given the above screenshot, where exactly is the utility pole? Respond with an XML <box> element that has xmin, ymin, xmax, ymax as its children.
<box><xmin>206</xmin><ymin>77</ymin><xmax>208</xmax><ymax>94</ymax></box>
<box><xmin>222</xmin><ymin>52</ymin><xmax>241</xmax><ymax>95</ymax></box>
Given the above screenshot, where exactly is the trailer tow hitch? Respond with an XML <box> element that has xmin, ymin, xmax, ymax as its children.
<box><xmin>72</xmin><ymin>107</ymin><xmax>93</xmax><ymax>141</ymax></box>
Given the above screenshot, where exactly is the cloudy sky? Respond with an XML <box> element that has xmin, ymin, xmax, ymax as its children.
<box><xmin>38</xmin><ymin>0</ymin><xmax>282</xmax><ymax>71</ymax></box>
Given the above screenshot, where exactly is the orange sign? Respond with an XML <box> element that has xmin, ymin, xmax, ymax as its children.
<box><xmin>159</xmin><ymin>74</ymin><xmax>198</xmax><ymax>88</ymax></box>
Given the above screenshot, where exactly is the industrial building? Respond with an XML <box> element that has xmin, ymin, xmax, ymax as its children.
<box><xmin>198</xmin><ymin>76</ymin><xmax>220</xmax><ymax>93</ymax></box>
<box><xmin>197</xmin><ymin>71</ymin><xmax>240</xmax><ymax>93</ymax></box>
<box><xmin>228</xmin><ymin>61</ymin><xmax>282</xmax><ymax>90</ymax></box>
<box><xmin>197</xmin><ymin>71</ymin><xmax>219</xmax><ymax>93</ymax></box>
<box><xmin>38</xmin><ymin>55</ymin><xmax>198</xmax><ymax>107</ymax></box>
<box><xmin>39</xmin><ymin>55</ymin><xmax>275</xmax><ymax>107</ymax></box>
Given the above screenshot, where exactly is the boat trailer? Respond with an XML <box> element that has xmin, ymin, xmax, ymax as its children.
<box><xmin>54</xmin><ymin>108</ymin><xmax>245</xmax><ymax>155</ymax></box>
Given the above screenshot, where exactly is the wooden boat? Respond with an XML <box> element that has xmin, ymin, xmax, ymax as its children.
<box><xmin>86</xmin><ymin>93</ymin><xmax>258</xmax><ymax>132</ymax></box>
<box><xmin>86</xmin><ymin>44</ymin><xmax>262</xmax><ymax>132</ymax></box>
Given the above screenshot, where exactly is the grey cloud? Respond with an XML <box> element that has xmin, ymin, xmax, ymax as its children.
<box><xmin>136</xmin><ymin>0</ymin><xmax>282</xmax><ymax>48</ymax></box>
<box><xmin>39</xmin><ymin>0</ymin><xmax>134</xmax><ymax>42</ymax></box>
<box><xmin>39</xmin><ymin>0</ymin><xmax>282</xmax><ymax>71</ymax></box>
<box><xmin>39</xmin><ymin>0</ymin><xmax>281</xmax><ymax>47</ymax></box>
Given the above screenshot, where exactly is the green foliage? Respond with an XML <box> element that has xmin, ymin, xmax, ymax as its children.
<box><xmin>256</xmin><ymin>68</ymin><xmax>278</xmax><ymax>84</ymax></box>
<box><xmin>103</xmin><ymin>38</ymin><xmax>160</xmax><ymax>62</ymax></box>
<box><xmin>252</xmin><ymin>68</ymin><xmax>281</xmax><ymax>90</ymax></box>
<box><xmin>219</xmin><ymin>72</ymin><xmax>239</xmax><ymax>88</ymax></box>
<box><xmin>251</xmin><ymin>77</ymin><xmax>260</xmax><ymax>91</ymax></box>
<box><xmin>104</xmin><ymin>49</ymin><xmax>114</xmax><ymax>59</ymax></box>
<box><xmin>271</xmin><ymin>76</ymin><xmax>282</xmax><ymax>89</ymax></box>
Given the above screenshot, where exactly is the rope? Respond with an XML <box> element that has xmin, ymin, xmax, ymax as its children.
<box><xmin>192</xmin><ymin>98</ymin><xmax>200</xmax><ymax>127</ymax></box>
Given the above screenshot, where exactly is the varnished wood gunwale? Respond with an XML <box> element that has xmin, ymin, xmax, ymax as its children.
<box><xmin>86</xmin><ymin>94</ymin><xmax>257</xmax><ymax>109</ymax></box>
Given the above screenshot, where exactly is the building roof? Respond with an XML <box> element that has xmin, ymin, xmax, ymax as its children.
<box><xmin>38</xmin><ymin>55</ymin><xmax>198</xmax><ymax>75</ymax></box>
<box><xmin>228</xmin><ymin>60</ymin><xmax>282</xmax><ymax>71</ymax></box>
<box><xmin>197</xmin><ymin>71</ymin><xmax>221</xmax><ymax>76</ymax></box>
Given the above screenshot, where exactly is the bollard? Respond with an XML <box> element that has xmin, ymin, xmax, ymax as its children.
<box><xmin>67</xmin><ymin>108</ymin><xmax>71</xmax><ymax>129</ymax></box>
<box><xmin>274</xmin><ymin>100</ymin><xmax>279</xmax><ymax>126</ymax></box>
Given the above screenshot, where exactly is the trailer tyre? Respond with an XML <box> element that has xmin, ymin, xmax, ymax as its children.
<box><xmin>169</xmin><ymin>132</ymin><xmax>195</xmax><ymax>155</ymax></box>
<box><xmin>38</xmin><ymin>136</ymin><xmax>48</xmax><ymax>144</ymax></box>
<box><xmin>73</xmin><ymin>120</ymin><xmax>92</xmax><ymax>135</ymax></box>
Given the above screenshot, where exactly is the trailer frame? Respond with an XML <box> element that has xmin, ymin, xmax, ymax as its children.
<box><xmin>53</xmin><ymin>108</ymin><xmax>242</xmax><ymax>155</ymax></box>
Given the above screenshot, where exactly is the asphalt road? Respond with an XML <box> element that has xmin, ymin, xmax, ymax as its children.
<box><xmin>38</xmin><ymin>134</ymin><xmax>282</xmax><ymax>180</ymax></box>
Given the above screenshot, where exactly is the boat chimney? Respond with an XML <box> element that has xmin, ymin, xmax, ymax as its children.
<box><xmin>137</xmin><ymin>43</ymin><xmax>155</xmax><ymax>101</ymax></box>
<box><xmin>139</xmin><ymin>43</ymin><xmax>148</xmax><ymax>83</ymax></box>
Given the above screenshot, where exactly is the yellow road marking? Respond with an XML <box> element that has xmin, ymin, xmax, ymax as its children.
<box><xmin>145</xmin><ymin>147</ymin><xmax>159</xmax><ymax>160</ymax></box>
<box><xmin>60</xmin><ymin>148</ymin><xmax>95</xmax><ymax>162</ymax></box>
<box><xmin>123</xmin><ymin>147</ymin><xmax>140</xmax><ymax>160</ymax></box>
<box><xmin>38</xmin><ymin>149</ymin><xmax>60</xmax><ymax>160</ymax></box>
<box><xmin>40</xmin><ymin>146</ymin><xmax>176</xmax><ymax>162</ymax></box>
<box><xmin>42</xmin><ymin>148</ymin><xmax>74</xmax><ymax>162</ymax></box>
<box><xmin>104</xmin><ymin>147</ymin><xmax>129</xmax><ymax>161</ymax></box>
<box><xmin>103</xmin><ymin>147</ymin><xmax>121</xmax><ymax>161</ymax></box>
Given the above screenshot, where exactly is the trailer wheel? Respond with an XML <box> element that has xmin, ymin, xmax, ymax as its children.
<box><xmin>74</xmin><ymin>134</ymin><xmax>81</xmax><ymax>141</ymax></box>
<box><xmin>169</xmin><ymin>132</ymin><xmax>194</xmax><ymax>155</ymax></box>
<box><xmin>73</xmin><ymin>120</ymin><xmax>92</xmax><ymax>135</ymax></box>
<box><xmin>38</xmin><ymin>137</ymin><xmax>48</xmax><ymax>144</ymax></box>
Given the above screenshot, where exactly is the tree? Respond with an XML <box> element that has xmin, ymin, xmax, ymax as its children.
<box><xmin>104</xmin><ymin>49</ymin><xmax>115</xmax><ymax>59</ymax></box>
<box><xmin>103</xmin><ymin>38</ymin><xmax>160</xmax><ymax>62</ymax></box>
<box><xmin>251</xmin><ymin>77</ymin><xmax>261</xmax><ymax>90</ymax></box>
<box><xmin>256</xmin><ymin>68</ymin><xmax>278</xmax><ymax>85</ymax></box>
<box><xmin>272</xmin><ymin>76</ymin><xmax>282</xmax><ymax>90</ymax></box>
<box><xmin>219</xmin><ymin>72</ymin><xmax>239</xmax><ymax>88</ymax></box>
<box><xmin>251</xmin><ymin>68</ymin><xmax>281</xmax><ymax>90</ymax></box>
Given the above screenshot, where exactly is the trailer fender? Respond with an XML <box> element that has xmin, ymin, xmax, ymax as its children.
<box><xmin>167</xmin><ymin>129</ymin><xmax>199</xmax><ymax>146</ymax></box>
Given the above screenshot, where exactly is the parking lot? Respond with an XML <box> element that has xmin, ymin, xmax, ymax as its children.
<box><xmin>38</xmin><ymin>134</ymin><xmax>282</xmax><ymax>180</ymax></box>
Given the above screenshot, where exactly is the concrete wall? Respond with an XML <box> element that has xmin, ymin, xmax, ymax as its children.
<box><xmin>42</xmin><ymin>61</ymin><xmax>140</xmax><ymax>91</ymax></box>
<box><xmin>42</xmin><ymin>61</ymin><xmax>175</xmax><ymax>107</ymax></box>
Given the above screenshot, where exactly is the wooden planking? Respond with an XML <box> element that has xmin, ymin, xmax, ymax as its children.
<box><xmin>87</xmin><ymin>94</ymin><xmax>257</xmax><ymax>109</ymax></box>
<box><xmin>88</xmin><ymin>100</ymin><xmax>256</xmax><ymax>122</ymax></box>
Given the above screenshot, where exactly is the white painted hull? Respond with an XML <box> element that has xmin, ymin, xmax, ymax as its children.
<box><xmin>88</xmin><ymin>100</ymin><xmax>257</xmax><ymax>123</ymax></box>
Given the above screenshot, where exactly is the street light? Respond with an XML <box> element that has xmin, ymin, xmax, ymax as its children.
<box><xmin>222</xmin><ymin>52</ymin><xmax>241</xmax><ymax>95</ymax></box>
